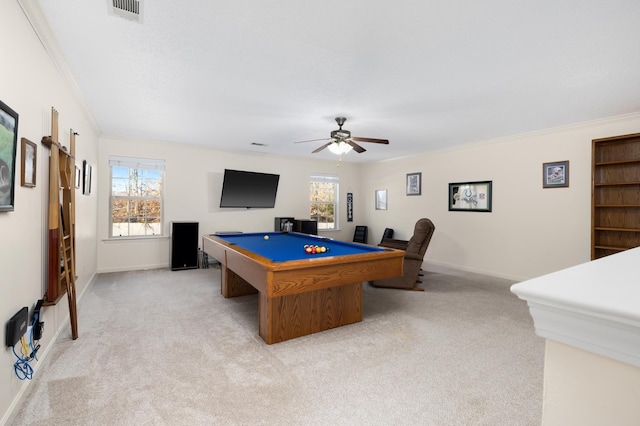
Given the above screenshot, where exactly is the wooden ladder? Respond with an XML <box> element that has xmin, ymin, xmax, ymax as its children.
<box><xmin>59</xmin><ymin>201</ymin><xmax>78</xmax><ymax>338</ymax></box>
<box><xmin>42</xmin><ymin>108</ymin><xmax>78</xmax><ymax>339</ymax></box>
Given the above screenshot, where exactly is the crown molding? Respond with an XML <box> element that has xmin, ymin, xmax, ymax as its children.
<box><xmin>18</xmin><ymin>0</ymin><xmax>101</xmax><ymax>135</ymax></box>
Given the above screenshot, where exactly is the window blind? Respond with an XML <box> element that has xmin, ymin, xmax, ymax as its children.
<box><xmin>109</xmin><ymin>156</ymin><xmax>165</xmax><ymax>171</ymax></box>
<box><xmin>310</xmin><ymin>173</ymin><xmax>338</xmax><ymax>183</ymax></box>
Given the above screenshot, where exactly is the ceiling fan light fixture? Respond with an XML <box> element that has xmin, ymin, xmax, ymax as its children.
<box><xmin>293</xmin><ymin>117</ymin><xmax>388</xmax><ymax>155</ymax></box>
<box><xmin>328</xmin><ymin>141</ymin><xmax>352</xmax><ymax>155</ymax></box>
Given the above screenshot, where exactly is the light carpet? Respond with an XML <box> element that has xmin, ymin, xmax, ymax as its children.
<box><xmin>10</xmin><ymin>264</ymin><xmax>543</xmax><ymax>425</ymax></box>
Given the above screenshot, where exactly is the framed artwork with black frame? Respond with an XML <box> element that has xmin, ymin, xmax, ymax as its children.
<box><xmin>448</xmin><ymin>181</ymin><xmax>492</xmax><ymax>212</ymax></box>
<box><xmin>83</xmin><ymin>160</ymin><xmax>92</xmax><ymax>195</ymax></box>
<box><xmin>0</xmin><ymin>99</ymin><xmax>19</xmax><ymax>212</ymax></box>
<box><xmin>21</xmin><ymin>138</ymin><xmax>36</xmax><ymax>188</ymax></box>
<box><xmin>543</xmin><ymin>160</ymin><xmax>569</xmax><ymax>188</ymax></box>
<box><xmin>406</xmin><ymin>172</ymin><xmax>421</xmax><ymax>196</ymax></box>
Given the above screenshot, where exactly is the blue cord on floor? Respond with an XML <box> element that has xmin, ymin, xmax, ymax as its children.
<box><xmin>13</xmin><ymin>344</ymin><xmax>34</xmax><ymax>380</ymax></box>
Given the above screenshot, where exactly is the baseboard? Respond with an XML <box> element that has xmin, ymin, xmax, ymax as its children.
<box><xmin>97</xmin><ymin>263</ymin><xmax>169</xmax><ymax>274</ymax></box>
<box><xmin>1</xmin><ymin>272</ymin><xmax>97</xmax><ymax>426</ymax></box>
<box><xmin>423</xmin><ymin>260</ymin><xmax>527</xmax><ymax>282</ymax></box>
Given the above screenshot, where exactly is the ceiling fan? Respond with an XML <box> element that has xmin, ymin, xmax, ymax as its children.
<box><xmin>294</xmin><ymin>117</ymin><xmax>389</xmax><ymax>155</ymax></box>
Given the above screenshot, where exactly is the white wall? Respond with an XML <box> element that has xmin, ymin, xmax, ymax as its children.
<box><xmin>97</xmin><ymin>136</ymin><xmax>363</xmax><ymax>272</ymax></box>
<box><xmin>98</xmin><ymin>111</ymin><xmax>640</xmax><ymax>280</ymax></box>
<box><xmin>0</xmin><ymin>1</ymin><xmax>99</xmax><ymax>423</ymax></box>
<box><xmin>4</xmin><ymin>0</ymin><xmax>640</xmax><ymax>423</ymax></box>
<box><xmin>360</xmin><ymin>113</ymin><xmax>640</xmax><ymax>280</ymax></box>
<box><xmin>542</xmin><ymin>340</ymin><xmax>640</xmax><ymax>426</ymax></box>
<box><xmin>98</xmin><ymin>113</ymin><xmax>640</xmax><ymax>279</ymax></box>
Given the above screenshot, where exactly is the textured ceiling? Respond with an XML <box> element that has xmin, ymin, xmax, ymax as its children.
<box><xmin>31</xmin><ymin>0</ymin><xmax>640</xmax><ymax>162</ymax></box>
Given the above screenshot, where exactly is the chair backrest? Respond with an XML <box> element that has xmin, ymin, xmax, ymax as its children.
<box><xmin>405</xmin><ymin>218</ymin><xmax>435</xmax><ymax>257</ymax></box>
<box><xmin>353</xmin><ymin>225</ymin><xmax>368</xmax><ymax>244</ymax></box>
<box><xmin>380</xmin><ymin>228</ymin><xmax>394</xmax><ymax>243</ymax></box>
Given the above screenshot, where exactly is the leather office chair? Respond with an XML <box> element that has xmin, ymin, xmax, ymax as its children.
<box><xmin>371</xmin><ymin>218</ymin><xmax>435</xmax><ymax>291</ymax></box>
<box><xmin>380</xmin><ymin>228</ymin><xmax>394</xmax><ymax>243</ymax></box>
<box><xmin>353</xmin><ymin>226</ymin><xmax>368</xmax><ymax>244</ymax></box>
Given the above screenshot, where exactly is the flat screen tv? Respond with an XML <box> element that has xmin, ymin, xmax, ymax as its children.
<box><xmin>220</xmin><ymin>169</ymin><xmax>280</xmax><ymax>208</ymax></box>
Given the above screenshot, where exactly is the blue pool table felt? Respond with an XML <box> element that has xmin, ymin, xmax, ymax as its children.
<box><xmin>214</xmin><ymin>232</ymin><xmax>384</xmax><ymax>262</ymax></box>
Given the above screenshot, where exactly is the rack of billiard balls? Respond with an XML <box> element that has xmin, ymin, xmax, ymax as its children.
<box><xmin>304</xmin><ymin>244</ymin><xmax>329</xmax><ymax>254</ymax></box>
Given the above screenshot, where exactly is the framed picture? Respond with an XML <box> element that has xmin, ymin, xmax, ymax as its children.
<box><xmin>543</xmin><ymin>161</ymin><xmax>569</xmax><ymax>188</ymax></box>
<box><xmin>406</xmin><ymin>172</ymin><xmax>422</xmax><ymax>196</ymax></box>
<box><xmin>83</xmin><ymin>160</ymin><xmax>92</xmax><ymax>195</ymax></box>
<box><xmin>21</xmin><ymin>138</ymin><xmax>36</xmax><ymax>188</ymax></box>
<box><xmin>0</xmin><ymin>100</ymin><xmax>19</xmax><ymax>212</ymax></box>
<box><xmin>75</xmin><ymin>165</ymin><xmax>81</xmax><ymax>189</ymax></box>
<box><xmin>375</xmin><ymin>189</ymin><xmax>387</xmax><ymax>210</ymax></box>
<box><xmin>449</xmin><ymin>181</ymin><xmax>492</xmax><ymax>212</ymax></box>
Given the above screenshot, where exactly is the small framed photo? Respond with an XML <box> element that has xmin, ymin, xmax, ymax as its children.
<box><xmin>21</xmin><ymin>138</ymin><xmax>37</xmax><ymax>188</ymax></box>
<box><xmin>406</xmin><ymin>172</ymin><xmax>421</xmax><ymax>196</ymax></box>
<box><xmin>375</xmin><ymin>189</ymin><xmax>387</xmax><ymax>210</ymax></box>
<box><xmin>543</xmin><ymin>161</ymin><xmax>569</xmax><ymax>188</ymax></box>
<box><xmin>449</xmin><ymin>181</ymin><xmax>492</xmax><ymax>212</ymax></box>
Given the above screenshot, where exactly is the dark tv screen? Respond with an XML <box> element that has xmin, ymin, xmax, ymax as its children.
<box><xmin>220</xmin><ymin>169</ymin><xmax>280</xmax><ymax>208</ymax></box>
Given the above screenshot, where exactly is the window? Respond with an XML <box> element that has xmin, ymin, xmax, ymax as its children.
<box><xmin>109</xmin><ymin>156</ymin><xmax>164</xmax><ymax>237</ymax></box>
<box><xmin>310</xmin><ymin>174</ymin><xmax>339</xmax><ymax>230</ymax></box>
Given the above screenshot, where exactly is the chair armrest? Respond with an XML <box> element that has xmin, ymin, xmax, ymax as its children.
<box><xmin>379</xmin><ymin>238</ymin><xmax>409</xmax><ymax>251</ymax></box>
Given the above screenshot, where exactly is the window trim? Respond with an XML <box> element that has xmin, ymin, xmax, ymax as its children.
<box><xmin>109</xmin><ymin>155</ymin><xmax>165</xmax><ymax>239</ymax></box>
<box><xmin>310</xmin><ymin>173</ymin><xmax>339</xmax><ymax>231</ymax></box>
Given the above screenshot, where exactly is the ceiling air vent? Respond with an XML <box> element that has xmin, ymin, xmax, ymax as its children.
<box><xmin>108</xmin><ymin>0</ymin><xmax>143</xmax><ymax>22</ymax></box>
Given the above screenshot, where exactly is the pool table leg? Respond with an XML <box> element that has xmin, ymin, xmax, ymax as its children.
<box><xmin>221</xmin><ymin>266</ymin><xmax>258</xmax><ymax>298</ymax></box>
<box><xmin>258</xmin><ymin>282</ymin><xmax>363</xmax><ymax>344</ymax></box>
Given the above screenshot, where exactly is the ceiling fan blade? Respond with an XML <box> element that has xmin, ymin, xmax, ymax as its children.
<box><xmin>312</xmin><ymin>142</ymin><xmax>333</xmax><ymax>153</ymax></box>
<box><xmin>352</xmin><ymin>137</ymin><xmax>390</xmax><ymax>144</ymax></box>
<box><xmin>346</xmin><ymin>140</ymin><xmax>366</xmax><ymax>153</ymax></box>
<box><xmin>294</xmin><ymin>138</ymin><xmax>331</xmax><ymax>144</ymax></box>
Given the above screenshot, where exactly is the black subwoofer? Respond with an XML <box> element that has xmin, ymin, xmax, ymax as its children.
<box><xmin>171</xmin><ymin>222</ymin><xmax>199</xmax><ymax>271</ymax></box>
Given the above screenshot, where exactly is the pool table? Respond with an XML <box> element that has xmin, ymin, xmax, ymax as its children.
<box><xmin>202</xmin><ymin>232</ymin><xmax>404</xmax><ymax>344</ymax></box>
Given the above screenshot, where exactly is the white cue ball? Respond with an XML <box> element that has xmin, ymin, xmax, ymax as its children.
<box><xmin>264</xmin><ymin>235</ymin><xmax>269</xmax><ymax>240</ymax></box>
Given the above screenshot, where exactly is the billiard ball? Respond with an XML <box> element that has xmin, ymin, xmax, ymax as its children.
<box><xmin>264</xmin><ymin>235</ymin><xmax>269</xmax><ymax>240</ymax></box>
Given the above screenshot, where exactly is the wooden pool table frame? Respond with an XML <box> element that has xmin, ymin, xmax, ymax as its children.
<box><xmin>202</xmin><ymin>234</ymin><xmax>404</xmax><ymax>344</ymax></box>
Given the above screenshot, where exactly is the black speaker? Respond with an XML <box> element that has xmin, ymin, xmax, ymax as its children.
<box><xmin>171</xmin><ymin>222</ymin><xmax>199</xmax><ymax>271</ymax></box>
<box><xmin>294</xmin><ymin>219</ymin><xmax>318</xmax><ymax>235</ymax></box>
